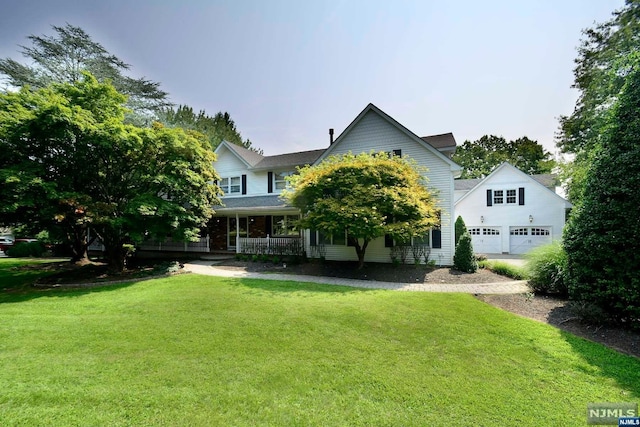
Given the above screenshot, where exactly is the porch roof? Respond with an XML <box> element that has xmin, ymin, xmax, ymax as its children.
<box><xmin>213</xmin><ymin>195</ymin><xmax>297</xmax><ymax>213</ymax></box>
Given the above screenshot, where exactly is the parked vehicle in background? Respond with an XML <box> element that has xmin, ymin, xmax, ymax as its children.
<box><xmin>0</xmin><ymin>237</ymin><xmax>14</xmax><ymax>252</ymax></box>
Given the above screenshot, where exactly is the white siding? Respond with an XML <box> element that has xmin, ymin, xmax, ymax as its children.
<box><xmin>311</xmin><ymin>110</ymin><xmax>456</xmax><ymax>265</ymax></box>
<box><xmin>455</xmin><ymin>165</ymin><xmax>569</xmax><ymax>254</ymax></box>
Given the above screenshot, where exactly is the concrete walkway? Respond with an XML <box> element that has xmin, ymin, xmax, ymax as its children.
<box><xmin>183</xmin><ymin>261</ymin><xmax>529</xmax><ymax>294</ymax></box>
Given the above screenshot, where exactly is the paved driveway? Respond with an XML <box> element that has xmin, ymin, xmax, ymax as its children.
<box><xmin>487</xmin><ymin>254</ymin><xmax>527</xmax><ymax>267</ymax></box>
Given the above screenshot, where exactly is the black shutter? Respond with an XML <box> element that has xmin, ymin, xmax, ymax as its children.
<box><xmin>310</xmin><ymin>230</ymin><xmax>317</xmax><ymax>246</ymax></box>
<box><xmin>518</xmin><ymin>187</ymin><xmax>525</xmax><ymax>205</ymax></box>
<box><xmin>487</xmin><ymin>189</ymin><xmax>493</xmax><ymax>207</ymax></box>
<box><xmin>241</xmin><ymin>174</ymin><xmax>247</xmax><ymax>195</ymax></box>
<box><xmin>267</xmin><ymin>172</ymin><xmax>273</xmax><ymax>193</ymax></box>
<box><xmin>265</xmin><ymin>216</ymin><xmax>272</xmax><ymax>236</ymax></box>
<box><xmin>393</xmin><ymin>149</ymin><xmax>402</xmax><ymax>157</ymax></box>
<box><xmin>432</xmin><ymin>229</ymin><xmax>442</xmax><ymax>249</ymax></box>
<box><xmin>385</xmin><ymin>234</ymin><xmax>394</xmax><ymax>247</ymax></box>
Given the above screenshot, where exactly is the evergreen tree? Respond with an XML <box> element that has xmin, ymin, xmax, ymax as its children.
<box><xmin>563</xmin><ymin>61</ymin><xmax>640</xmax><ymax>328</ymax></box>
<box><xmin>453</xmin><ymin>232</ymin><xmax>477</xmax><ymax>273</ymax></box>
<box><xmin>454</xmin><ymin>216</ymin><xmax>467</xmax><ymax>246</ymax></box>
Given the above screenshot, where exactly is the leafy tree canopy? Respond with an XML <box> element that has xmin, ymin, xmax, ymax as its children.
<box><xmin>282</xmin><ymin>152</ymin><xmax>439</xmax><ymax>268</ymax></box>
<box><xmin>452</xmin><ymin>135</ymin><xmax>555</xmax><ymax>179</ymax></box>
<box><xmin>557</xmin><ymin>0</ymin><xmax>640</xmax><ymax>203</ymax></box>
<box><xmin>563</xmin><ymin>59</ymin><xmax>640</xmax><ymax>328</ymax></box>
<box><xmin>157</xmin><ymin>105</ymin><xmax>262</xmax><ymax>153</ymax></box>
<box><xmin>0</xmin><ymin>23</ymin><xmax>170</xmax><ymax>125</ymax></box>
<box><xmin>0</xmin><ymin>73</ymin><xmax>221</xmax><ymax>270</ymax></box>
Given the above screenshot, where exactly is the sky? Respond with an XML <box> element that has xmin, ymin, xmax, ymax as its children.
<box><xmin>0</xmin><ymin>0</ymin><xmax>625</xmax><ymax>155</ymax></box>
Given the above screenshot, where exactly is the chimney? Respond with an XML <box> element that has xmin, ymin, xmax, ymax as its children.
<box><xmin>329</xmin><ymin>128</ymin><xmax>334</xmax><ymax>145</ymax></box>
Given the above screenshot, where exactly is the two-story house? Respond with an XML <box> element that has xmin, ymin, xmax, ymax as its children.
<box><xmin>210</xmin><ymin>103</ymin><xmax>462</xmax><ymax>265</ymax></box>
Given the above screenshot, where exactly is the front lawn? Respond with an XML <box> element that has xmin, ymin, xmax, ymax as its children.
<box><xmin>0</xmin><ymin>259</ymin><xmax>638</xmax><ymax>426</ymax></box>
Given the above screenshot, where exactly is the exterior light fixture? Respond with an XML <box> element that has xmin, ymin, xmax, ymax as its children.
<box><xmin>480</xmin><ymin>216</ymin><xmax>484</xmax><ymax>223</ymax></box>
<box><xmin>529</xmin><ymin>215</ymin><xmax>533</xmax><ymax>223</ymax></box>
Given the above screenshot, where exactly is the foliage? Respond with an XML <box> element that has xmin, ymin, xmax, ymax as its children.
<box><xmin>5</xmin><ymin>241</ymin><xmax>46</xmax><ymax>258</ymax></box>
<box><xmin>453</xmin><ymin>232</ymin><xmax>477</xmax><ymax>273</ymax></box>
<box><xmin>0</xmin><ymin>74</ymin><xmax>221</xmax><ymax>271</ymax></box>
<box><xmin>564</xmin><ymin>62</ymin><xmax>640</xmax><ymax>329</ymax></box>
<box><xmin>411</xmin><ymin>244</ymin><xmax>431</xmax><ymax>266</ymax></box>
<box><xmin>1</xmin><ymin>262</ymin><xmax>639</xmax><ymax>426</ymax></box>
<box><xmin>0</xmin><ymin>24</ymin><xmax>169</xmax><ymax>124</ymax></box>
<box><xmin>157</xmin><ymin>105</ymin><xmax>261</xmax><ymax>152</ymax></box>
<box><xmin>454</xmin><ymin>215</ymin><xmax>467</xmax><ymax>246</ymax></box>
<box><xmin>452</xmin><ymin>135</ymin><xmax>555</xmax><ymax>179</ymax></box>
<box><xmin>526</xmin><ymin>242</ymin><xmax>568</xmax><ymax>296</ymax></box>
<box><xmin>283</xmin><ymin>151</ymin><xmax>439</xmax><ymax>268</ymax></box>
<box><xmin>557</xmin><ymin>1</ymin><xmax>640</xmax><ymax>203</ymax></box>
<box><xmin>478</xmin><ymin>260</ymin><xmax>528</xmax><ymax>280</ymax></box>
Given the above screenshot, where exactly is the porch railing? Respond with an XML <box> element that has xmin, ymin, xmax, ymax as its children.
<box><xmin>238</xmin><ymin>236</ymin><xmax>303</xmax><ymax>256</ymax></box>
<box><xmin>138</xmin><ymin>236</ymin><xmax>210</xmax><ymax>253</ymax></box>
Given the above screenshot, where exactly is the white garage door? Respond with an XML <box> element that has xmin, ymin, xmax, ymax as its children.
<box><xmin>509</xmin><ymin>227</ymin><xmax>552</xmax><ymax>254</ymax></box>
<box><xmin>469</xmin><ymin>227</ymin><xmax>502</xmax><ymax>254</ymax></box>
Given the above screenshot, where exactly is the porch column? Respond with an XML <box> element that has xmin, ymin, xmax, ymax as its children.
<box><xmin>235</xmin><ymin>212</ymin><xmax>240</xmax><ymax>253</ymax></box>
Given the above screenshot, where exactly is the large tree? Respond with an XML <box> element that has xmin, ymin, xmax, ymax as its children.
<box><xmin>452</xmin><ymin>135</ymin><xmax>555</xmax><ymax>179</ymax></box>
<box><xmin>157</xmin><ymin>105</ymin><xmax>261</xmax><ymax>153</ymax></box>
<box><xmin>557</xmin><ymin>1</ymin><xmax>640</xmax><ymax>203</ymax></box>
<box><xmin>282</xmin><ymin>152</ymin><xmax>439</xmax><ymax>269</ymax></box>
<box><xmin>0</xmin><ymin>24</ymin><xmax>170</xmax><ymax>124</ymax></box>
<box><xmin>563</xmin><ymin>61</ymin><xmax>640</xmax><ymax>328</ymax></box>
<box><xmin>0</xmin><ymin>73</ymin><xmax>220</xmax><ymax>270</ymax></box>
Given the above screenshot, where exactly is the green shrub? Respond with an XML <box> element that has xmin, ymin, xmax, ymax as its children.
<box><xmin>453</xmin><ymin>232</ymin><xmax>477</xmax><ymax>273</ymax></box>
<box><xmin>454</xmin><ymin>216</ymin><xmax>467</xmax><ymax>246</ymax></box>
<box><xmin>5</xmin><ymin>241</ymin><xmax>46</xmax><ymax>257</ymax></box>
<box><xmin>526</xmin><ymin>242</ymin><xmax>568</xmax><ymax>296</ymax></box>
<box><xmin>484</xmin><ymin>261</ymin><xmax>527</xmax><ymax>280</ymax></box>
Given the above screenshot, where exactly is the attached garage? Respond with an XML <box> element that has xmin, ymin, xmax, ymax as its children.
<box><xmin>509</xmin><ymin>227</ymin><xmax>551</xmax><ymax>254</ymax></box>
<box><xmin>470</xmin><ymin>227</ymin><xmax>502</xmax><ymax>254</ymax></box>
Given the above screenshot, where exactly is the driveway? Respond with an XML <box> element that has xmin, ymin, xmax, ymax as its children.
<box><xmin>487</xmin><ymin>254</ymin><xmax>527</xmax><ymax>267</ymax></box>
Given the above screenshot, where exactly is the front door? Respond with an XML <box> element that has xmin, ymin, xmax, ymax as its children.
<box><xmin>228</xmin><ymin>217</ymin><xmax>248</xmax><ymax>250</ymax></box>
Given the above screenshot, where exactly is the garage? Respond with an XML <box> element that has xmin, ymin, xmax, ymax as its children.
<box><xmin>509</xmin><ymin>227</ymin><xmax>551</xmax><ymax>254</ymax></box>
<box><xmin>469</xmin><ymin>227</ymin><xmax>502</xmax><ymax>254</ymax></box>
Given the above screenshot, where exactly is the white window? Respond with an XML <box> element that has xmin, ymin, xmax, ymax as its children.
<box><xmin>318</xmin><ymin>230</ymin><xmax>346</xmax><ymax>245</ymax></box>
<box><xmin>506</xmin><ymin>189</ymin><xmax>517</xmax><ymax>204</ymax></box>
<box><xmin>493</xmin><ymin>190</ymin><xmax>504</xmax><ymax>204</ymax></box>
<box><xmin>531</xmin><ymin>228</ymin><xmax>550</xmax><ymax>236</ymax></box>
<box><xmin>470</xmin><ymin>228</ymin><xmax>481</xmax><ymax>235</ymax></box>
<box><xmin>220</xmin><ymin>176</ymin><xmax>241</xmax><ymax>194</ymax></box>
<box><xmin>272</xmin><ymin>215</ymin><xmax>299</xmax><ymax>236</ymax></box>
<box><xmin>510</xmin><ymin>228</ymin><xmax>528</xmax><ymax>236</ymax></box>
<box><xmin>483</xmin><ymin>228</ymin><xmax>500</xmax><ymax>235</ymax></box>
<box><xmin>274</xmin><ymin>171</ymin><xmax>292</xmax><ymax>190</ymax></box>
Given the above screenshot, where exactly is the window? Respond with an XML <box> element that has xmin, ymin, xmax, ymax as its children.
<box><xmin>220</xmin><ymin>176</ymin><xmax>241</xmax><ymax>194</ymax></box>
<box><xmin>506</xmin><ymin>189</ymin><xmax>517</xmax><ymax>204</ymax></box>
<box><xmin>531</xmin><ymin>228</ymin><xmax>550</xmax><ymax>236</ymax></box>
<box><xmin>274</xmin><ymin>171</ymin><xmax>292</xmax><ymax>190</ymax></box>
<box><xmin>510</xmin><ymin>228</ymin><xmax>528</xmax><ymax>236</ymax></box>
<box><xmin>272</xmin><ymin>215</ymin><xmax>299</xmax><ymax>236</ymax></box>
<box><xmin>318</xmin><ymin>230</ymin><xmax>346</xmax><ymax>245</ymax></box>
<box><xmin>493</xmin><ymin>190</ymin><xmax>504</xmax><ymax>204</ymax></box>
<box><xmin>483</xmin><ymin>228</ymin><xmax>500</xmax><ymax>235</ymax></box>
<box><xmin>412</xmin><ymin>234</ymin><xmax>430</xmax><ymax>245</ymax></box>
<box><xmin>470</xmin><ymin>228</ymin><xmax>481</xmax><ymax>235</ymax></box>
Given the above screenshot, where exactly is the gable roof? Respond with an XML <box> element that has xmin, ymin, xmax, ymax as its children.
<box><xmin>215</xmin><ymin>140</ymin><xmax>265</xmax><ymax>167</ymax></box>
<box><xmin>315</xmin><ymin>103</ymin><xmax>462</xmax><ymax>173</ymax></box>
<box><xmin>421</xmin><ymin>133</ymin><xmax>456</xmax><ymax>150</ymax></box>
<box><xmin>253</xmin><ymin>149</ymin><xmax>325</xmax><ymax>170</ymax></box>
<box><xmin>454</xmin><ymin>162</ymin><xmax>572</xmax><ymax>207</ymax></box>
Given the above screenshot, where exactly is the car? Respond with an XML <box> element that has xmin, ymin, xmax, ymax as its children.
<box><xmin>0</xmin><ymin>237</ymin><xmax>14</xmax><ymax>252</ymax></box>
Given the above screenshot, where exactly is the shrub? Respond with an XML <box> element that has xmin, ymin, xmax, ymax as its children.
<box><xmin>526</xmin><ymin>242</ymin><xmax>568</xmax><ymax>296</ymax></box>
<box><xmin>454</xmin><ymin>216</ymin><xmax>467</xmax><ymax>246</ymax></box>
<box><xmin>453</xmin><ymin>232</ymin><xmax>477</xmax><ymax>273</ymax></box>
<box><xmin>5</xmin><ymin>241</ymin><xmax>46</xmax><ymax>257</ymax></box>
<box><xmin>483</xmin><ymin>261</ymin><xmax>527</xmax><ymax>280</ymax></box>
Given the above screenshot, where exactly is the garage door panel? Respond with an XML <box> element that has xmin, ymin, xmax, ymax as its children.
<box><xmin>509</xmin><ymin>227</ymin><xmax>551</xmax><ymax>254</ymax></box>
<box><xmin>470</xmin><ymin>227</ymin><xmax>502</xmax><ymax>254</ymax></box>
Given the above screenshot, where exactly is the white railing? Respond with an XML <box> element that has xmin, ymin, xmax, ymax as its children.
<box><xmin>237</xmin><ymin>236</ymin><xmax>303</xmax><ymax>256</ymax></box>
<box><xmin>138</xmin><ymin>236</ymin><xmax>210</xmax><ymax>253</ymax></box>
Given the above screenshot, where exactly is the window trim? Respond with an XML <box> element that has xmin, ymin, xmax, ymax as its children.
<box><xmin>220</xmin><ymin>176</ymin><xmax>242</xmax><ymax>194</ymax></box>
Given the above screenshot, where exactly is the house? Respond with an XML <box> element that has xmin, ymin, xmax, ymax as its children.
<box><xmin>454</xmin><ymin>162</ymin><xmax>572</xmax><ymax>255</ymax></box>
<box><xmin>210</xmin><ymin>103</ymin><xmax>462</xmax><ymax>265</ymax></box>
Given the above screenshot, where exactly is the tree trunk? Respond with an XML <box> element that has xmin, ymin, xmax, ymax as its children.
<box><xmin>351</xmin><ymin>238</ymin><xmax>369</xmax><ymax>269</ymax></box>
<box><xmin>69</xmin><ymin>224</ymin><xmax>90</xmax><ymax>265</ymax></box>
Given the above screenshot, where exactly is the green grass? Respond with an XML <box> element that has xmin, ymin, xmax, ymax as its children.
<box><xmin>1</xmin><ymin>259</ymin><xmax>639</xmax><ymax>426</ymax></box>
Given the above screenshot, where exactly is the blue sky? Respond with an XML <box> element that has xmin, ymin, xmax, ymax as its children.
<box><xmin>0</xmin><ymin>0</ymin><xmax>624</xmax><ymax>155</ymax></box>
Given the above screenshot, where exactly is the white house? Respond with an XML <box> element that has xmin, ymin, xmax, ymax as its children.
<box><xmin>210</xmin><ymin>103</ymin><xmax>462</xmax><ymax>265</ymax></box>
<box><xmin>454</xmin><ymin>162</ymin><xmax>572</xmax><ymax>255</ymax></box>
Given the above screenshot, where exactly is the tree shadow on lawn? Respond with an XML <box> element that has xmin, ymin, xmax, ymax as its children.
<box><xmin>0</xmin><ymin>279</ymin><xmax>143</xmax><ymax>304</ymax></box>
<box><xmin>227</xmin><ymin>276</ymin><xmax>380</xmax><ymax>295</ymax></box>
<box><xmin>549</xmin><ymin>304</ymin><xmax>640</xmax><ymax>399</ymax></box>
